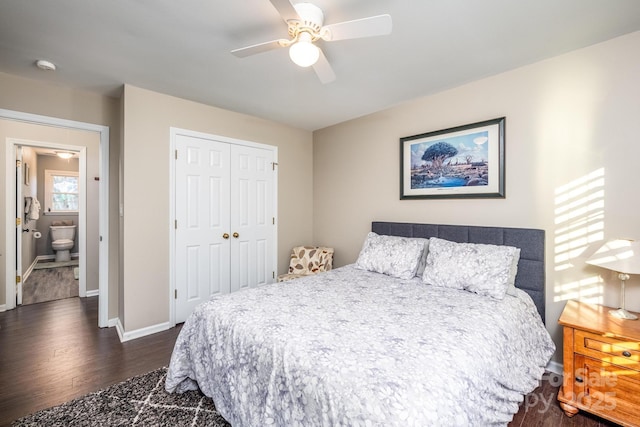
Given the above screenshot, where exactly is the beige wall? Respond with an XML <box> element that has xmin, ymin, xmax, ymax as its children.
<box><xmin>1</xmin><ymin>121</ymin><xmax>101</xmax><ymax>294</ymax></box>
<box><xmin>0</xmin><ymin>71</ymin><xmax>120</xmax><ymax>317</ymax></box>
<box><xmin>0</xmin><ymin>74</ymin><xmax>312</xmax><ymax>333</ymax></box>
<box><xmin>313</xmin><ymin>31</ymin><xmax>640</xmax><ymax>363</ymax></box>
<box><xmin>121</xmin><ymin>85</ymin><xmax>313</xmax><ymax>332</ymax></box>
<box><xmin>2</xmin><ymin>32</ymin><xmax>636</xmax><ymax>358</ymax></box>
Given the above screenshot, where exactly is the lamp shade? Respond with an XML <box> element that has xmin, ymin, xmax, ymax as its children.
<box><xmin>585</xmin><ymin>239</ymin><xmax>640</xmax><ymax>274</ymax></box>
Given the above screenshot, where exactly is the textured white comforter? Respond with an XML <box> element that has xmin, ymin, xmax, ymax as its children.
<box><xmin>166</xmin><ymin>265</ymin><xmax>555</xmax><ymax>426</ymax></box>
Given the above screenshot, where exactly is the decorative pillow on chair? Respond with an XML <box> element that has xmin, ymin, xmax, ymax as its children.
<box><xmin>355</xmin><ymin>232</ymin><xmax>427</xmax><ymax>280</ymax></box>
<box><xmin>422</xmin><ymin>237</ymin><xmax>520</xmax><ymax>299</ymax></box>
<box><xmin>288</xmin><ymin>246</ymin><xmax>334</xmax><ymax>275</ymax></box>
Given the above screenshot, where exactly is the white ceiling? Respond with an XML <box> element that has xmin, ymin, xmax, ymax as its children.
<box><xmin>1</xmin><ymin>1</ymin><xmax>639</xmax><ymax>131</ymax></box>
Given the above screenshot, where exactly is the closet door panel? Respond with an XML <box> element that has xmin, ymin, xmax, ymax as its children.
<box><xmin>175</xmin><ymin>131</ymin><xmax>276</xmax><ymax>322</ymax></box>
<box><xmin>230</xmin><ymin>145</ymin><xmax>274</xmax><ymax>292</ymax></box>
<box><xmin>175</xmin><ymin>135</ymin><xmax>231</xmax><ymax>323</ymax></box>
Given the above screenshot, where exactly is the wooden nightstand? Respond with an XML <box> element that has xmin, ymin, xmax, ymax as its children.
<box><xmin>558</xmin><ymin>300</ymin><xmax>640</xmax><ymax>427</ymax></box>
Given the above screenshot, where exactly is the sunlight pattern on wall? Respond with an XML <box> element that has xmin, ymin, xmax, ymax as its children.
<box><xmin>554</xmin><ymin>168</ymin><xmax>605</xmax><ymax>303</ymax></box>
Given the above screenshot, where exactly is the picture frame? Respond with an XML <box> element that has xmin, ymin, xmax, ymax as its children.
<box><xmin>400</xmin><ymin>117</ymin><xmax>505</xmax><ymax>199</ymax></box>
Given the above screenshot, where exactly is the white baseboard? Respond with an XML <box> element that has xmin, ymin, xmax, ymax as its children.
<box><xmin>115</xmin><ymin>319</ymin><xmax>125</xmax><ymax>341</ymax></box>
<box><xmin>86</xmin><ymin>289</ymin><xmax>99</xmax><ymax>297</ymax></box>
<box><xmin>35</xmin><ymin>252</ymin><xmax>80</xmax><ymax>262</ymax></box>
<box><xmin>108</xmin><ymin>317</ymin><xmax>119</xmax><ymax>328</ymax></box>
<box><xmin>546</xmin><ymin>360</ymin><xmax>563</xmax><ymax>375</ymax></box>
<box><xmin>116</xmin><ymin>319</ymin><xmax>173</xmax><ymax>343</ymax></box>
<box><xmin>23</xmin><ymin>257</ymin><xmax>38</xmax><ymax>282</ymax></box>
<box><xmin>25</xmin><ymin>255</ymin><xmax>80</xmax><ymax>283</ymax></box>
<box><xmin>0</xmin><ymin>304</ymin><xmax>6</xmax><ymax>312</ymax></box>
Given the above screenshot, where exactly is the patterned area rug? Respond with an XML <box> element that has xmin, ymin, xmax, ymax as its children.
<box><xmin>12</xmin><ymin>368</ymin><xmax>230</xmax><ymax>426</ymax></box>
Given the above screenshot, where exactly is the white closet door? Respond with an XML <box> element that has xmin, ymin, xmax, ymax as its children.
<box><xmin>175</xmin><ymin>134</ymin><xmax>231</xmax><ymax>323</ymax></box>
<box><xmin>229</xmin><ymin>145</ymin><xmax>274</xmax><ymax>292</ymax></box>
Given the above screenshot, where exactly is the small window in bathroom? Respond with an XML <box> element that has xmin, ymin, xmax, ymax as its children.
<box><xmin>44</xmin><ymin>169</ymin><xmax>79</xmax><ymax>214</ymax></box>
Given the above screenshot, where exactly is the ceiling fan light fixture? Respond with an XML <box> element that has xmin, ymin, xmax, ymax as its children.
<box><xmin>289</xmin><ymin>33</ymin><xmax>319</xmax><ymax>67</ymax></box>
<box><xmin>231</xmin><ymin>1</ymin><xmax>392</xmax><ymax>82</ymax></box>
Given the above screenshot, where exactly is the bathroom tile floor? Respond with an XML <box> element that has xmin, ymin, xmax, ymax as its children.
<box><xmin>22</xmin><ymin>265</ymin><xmax>78</xmax><ymax>305</ymax></box>
<box><xmin>32</xmin><ymin>258</ymin><xmax>79</xmax><ymax>270</ymax></box>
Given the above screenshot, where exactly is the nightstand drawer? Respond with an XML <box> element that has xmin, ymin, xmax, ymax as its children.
<box><xmin>576</xmin><ymin>355</ymin><xmax>640</xmax><ymax>426</ymax></box>
<box><xmin>559</xmin><ymin>301</ymin><xmax>640</xmax><ymax>425</ymax></box>
<box><xmin>575</xmin><ymin>329</ymin><xmax>640</xmax><ymax>372</ymax></box>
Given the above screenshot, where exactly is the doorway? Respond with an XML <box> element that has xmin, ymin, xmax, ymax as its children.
<box><xmin>16</xmin><ymin>144</ymin><xmax>85</xmax><ymax>306</ymax></box>
<box><xmin>2</xmin><ymin>109</ymin><xmax>110</xmax><ymax>327</ymax></box>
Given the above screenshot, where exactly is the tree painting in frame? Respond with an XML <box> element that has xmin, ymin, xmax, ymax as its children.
<box><xmin>400</xmin><ymin>117</ymin><xmax>505</xmax><ymax>199</ymax></box>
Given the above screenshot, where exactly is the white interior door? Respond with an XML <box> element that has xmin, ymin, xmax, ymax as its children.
<box><xmin>175</xmin><ymin>134</ymin><xmax>231</xmax><ymax>323</ymax></box>
<box><xmin>15</xmin><ymin>146</ymin><xmax>23</xmax><ymax>305</ymax></box>
<box><xmin>230</xmin><ymin>145</ymin><xmax>274</xmax><ymax>292</ymax></box>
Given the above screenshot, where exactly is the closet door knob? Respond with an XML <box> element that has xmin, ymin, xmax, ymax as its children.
<box><xmin>233</xmin><ymin>232</ymin><xmax>239</xmax><ymax>238</ymax></box>
<box><xmin>222</xmin><ymin>233</ymin><xmax>229</xmax><ymax>239</ymax></box>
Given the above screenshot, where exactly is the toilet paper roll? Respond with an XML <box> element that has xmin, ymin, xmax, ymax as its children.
<box><xmin>33</xmin><ymin>231</ymin><xmax>42</xmax><ymax>239</ymax></box>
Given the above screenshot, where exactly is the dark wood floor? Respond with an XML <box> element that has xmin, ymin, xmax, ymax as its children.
<box><xmin>0</xmin><ymin>297</ymin><xmax>621</xmax><ymax>427</ymax></box>
<box><xmin>0</xmin><ymin>297</ymin><xmax>181</xmax><ymax>426</ymax></box>
<box><xmin>509</xmin><ymin>372</ymin><xmax>619</xmax><ymax>427</ymax></box>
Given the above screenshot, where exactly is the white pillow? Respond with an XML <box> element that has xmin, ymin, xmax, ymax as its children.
<box><xmin>422</xmin><ymin>237</ymin><xmax>521</xmax><ymax>299</ymax></box>
<box><xmin>355</xmin><ymin>232</ymin><xmax>426</xmax><ymax>280</ymax></box>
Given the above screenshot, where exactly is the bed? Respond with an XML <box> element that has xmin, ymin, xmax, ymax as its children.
<box><xmin>166</xmin><ymin>222</ymin><xmax>555</xmax><ymax>426</ymax></box>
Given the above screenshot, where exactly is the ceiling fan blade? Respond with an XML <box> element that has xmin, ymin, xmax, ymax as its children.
<box><xmin>322</xmin><ymin>14</ymin><xmax>392</xmax><ymax>41</ymax></box>
<box><xmin>231</xmin><ymin>39</ymin><xmax>287</xmax><ymax>58</ymax></box>
<box><xmin>269</xmin><ymin>0</ymin><xmax>299</xmax><ymax>22</ymax></box>
<box><xmin>313</xmin><ymin>49</ymin><xmax>336</xmax><ymax>84</ymax></box>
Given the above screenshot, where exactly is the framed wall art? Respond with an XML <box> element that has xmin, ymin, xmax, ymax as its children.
<box><xmin>400</xmin><ymin>117</ymin><xmax>505</xmax><ymax>199</ymax></box>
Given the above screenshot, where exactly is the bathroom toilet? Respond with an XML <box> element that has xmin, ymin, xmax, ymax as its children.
<box><xmin>50</xmin><ymin>225</ymin><xmax>76</xmax><ymax>262</ymax></box>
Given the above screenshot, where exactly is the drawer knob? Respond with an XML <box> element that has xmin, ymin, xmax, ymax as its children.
<box><xmin>622</xmin><ymin>350</ymin><xmax>632</xmax><ymax>358</ymax></box>
<box><xmin>575</xmin><ymin>376</ymin><xmax>584</xmax><ymax>383</ymax></box>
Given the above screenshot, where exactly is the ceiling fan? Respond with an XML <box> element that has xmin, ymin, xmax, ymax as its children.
<box><xmin>231</xmin><ymin>0</ymin><xmax>392</xmax><ymax>84</ymax></box>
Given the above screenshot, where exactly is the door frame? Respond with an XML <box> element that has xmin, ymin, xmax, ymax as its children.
<box><xmin>11</xmin><ymin>140</ymin><xmax>87</xmax><ymax>300</ymax></box>
<box><xmin>15</xmin><ymin>146</ymin><xmax>23</xmax><ymax>305</ymax></box>
<box><xmin>168</xmin><ymin>127</ymin><xmax>278</xmax><ymax>326</ymax></box>
<box><xmin>2</xmin><ymin>109</ymin><xmax>110</xmax><ymax>328</ymax></box>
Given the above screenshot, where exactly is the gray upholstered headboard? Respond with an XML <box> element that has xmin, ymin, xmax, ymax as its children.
<box><xmin>371</xmin><ymin>222</ymin><xmax>546</xmax><ymax>323</ymax></box>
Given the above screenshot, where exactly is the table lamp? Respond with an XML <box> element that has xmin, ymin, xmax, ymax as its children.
<box><xmin>586</xmin><ymin>239</ymin><xmax>640</xmax><ymax>320</ymax></box>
